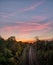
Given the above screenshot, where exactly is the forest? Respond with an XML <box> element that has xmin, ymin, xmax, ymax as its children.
<box><xmin>0</xmin><ymin>36</ymin><xmax>53</xmax><ymax>65</ymax></box>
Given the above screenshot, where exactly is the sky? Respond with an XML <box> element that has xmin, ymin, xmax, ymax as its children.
<box><xmin>0</xmin><ymin>0</ymin><xmax>53</xmax><ymax>42</ymax></box>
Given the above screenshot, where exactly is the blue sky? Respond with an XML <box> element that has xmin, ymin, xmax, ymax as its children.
<box><xmin>0</xmin><ymin>0</ymin><xmax>53</xmax><ymax>41</ymax></box>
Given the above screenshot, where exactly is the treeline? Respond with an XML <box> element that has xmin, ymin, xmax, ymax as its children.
<box><xmin>0</xmin><ymin>36</ymin><xmax>26</xmax><ymax>65</ymax></box>
<box><xmin>0</xmin><ymin>36</ymin><xmax>53</xmax><ymax>65</ymax></box>
<box><xmin>33</xmin><ymin>39</ymin><xmax>53</xmax><ymax>65</ymax></box>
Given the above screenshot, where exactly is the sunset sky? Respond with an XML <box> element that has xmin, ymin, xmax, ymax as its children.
<box><xmin>0</xmin><ymin>0</ymin><xmax>53</xmax><ymax>42</ymax></box>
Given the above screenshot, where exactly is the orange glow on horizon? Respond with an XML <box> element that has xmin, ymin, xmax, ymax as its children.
<box><xmin>16</xmin><ymin>38</ymin><xmax>34</xmax><ymax>43</ymax></box>
<box><xmin>1</xmin><ymin>35</ymin><xmax>53</xmax><ymax>43</ymax></box>
<box><xmin>16</xmin><ymin>36</ymin><xmax>53</xmax><ymax>42</ymax></box>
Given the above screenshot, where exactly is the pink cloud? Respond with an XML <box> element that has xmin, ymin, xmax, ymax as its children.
<box><xmin>0</xmin><ymin>21</ymin><xmax>51</xmax><ymax>34</ymax></box>
<box><xmin>17</xmin><ymin>23</ymin><xmax>49</xmax><ymax>32</ymax></box>
<box><xmin>19</xmin><ymin>1</ymin><xmax>44</xmax><ymax>12</ymax></box>
<box><xmin>2</xmin><ymin>15</ymin><xmax>9</xmax><ymax>19</ymax></box>
<box><xmin>2</xmin><ymin>1</ymin><xmax>44</xmax><ymax>19</ymax></box>
<box><xmin>2</xmin><ymin>12</ymin><xmax>16</xmax><ymax>19</ymax></box>
<box><xmin>31</xmin><ymin>16</ymin><xmax>48</xmax><ymax>22</ymax></box>
<box><xmin>0</xmin><ymin>20</ymin><xmax>52</xmax><ymax>40</ymax></box>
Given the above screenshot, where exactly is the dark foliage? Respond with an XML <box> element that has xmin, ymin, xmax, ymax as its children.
<box><xmin>0</xmin><ymin>36</ymin><xmax>53</xmax><ymax>65</ymax></box>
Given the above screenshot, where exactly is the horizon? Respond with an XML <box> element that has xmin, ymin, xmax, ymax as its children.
<box><xmin>0</xmin><ymin>0</ymin><xmax>53</xmax><ymax>42</ymax></box>
<box><xmin>0</xmin><ymin>35</ymin><xmax>53</xmax><ymax>43</ymax></box>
